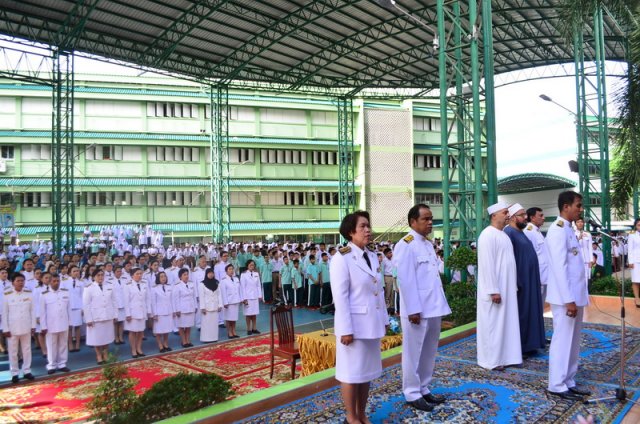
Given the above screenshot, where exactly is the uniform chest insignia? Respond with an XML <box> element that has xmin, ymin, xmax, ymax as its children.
<box><xmin>526</xmin><ymin>224</ymin><xmax>533</xmax><ymax>231</ymax></box>
<box><xmin>403</xmin><ymin>235</ymin><xmax>414</xmax><ymax>243</ymax></box>
<box><xmin>339</xmin><ymin>246</ymin><xmax>351</xmax><ymax>255</ymax></box>
<box><xmin>556</xmin><ymin>220</ymin><xmax>564</xmax><ymax>228</ymax></box>
<box><xmin>571</xmin><ymin>247</ymin><xmax>579</xmax><ymax>256</ymax></box>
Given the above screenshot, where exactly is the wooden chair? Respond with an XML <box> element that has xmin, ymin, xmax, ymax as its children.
<box><xmin>270</xmin><ymin>304</ymin><xmax>300</xmax><ymax>379</ymax></box>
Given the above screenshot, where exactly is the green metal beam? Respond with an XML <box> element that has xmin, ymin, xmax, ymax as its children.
<box><xmin>438</xmin><ymin>0</ymin><xmax>494</xmax><ymax>276</ymax></box>
<box><xmin>336</xmin><ymin>97</ymin><xmax>355</xmax><ymax>221</ymax></box>
<box><xmin>51</xmin><ymin>49</ymin><xmax>75</xmax><ymax>255</ymax></box>
<box><xmin>209</xmin><ymin>84</ymin><xmax>230</xmax><ymax>243</ymax></box>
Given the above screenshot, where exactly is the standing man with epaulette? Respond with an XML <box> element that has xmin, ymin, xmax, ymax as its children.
<box><xmin>394</xmin><ymin>204</ymin><xmax>451</xmax><ymax>412</ymax></box>
<box><xmin>39</xmin><ymin>274</ymin><xmax>71</xmax><ymax>374</ymax></box>
<box><xmin>546</xmin><ymin>191</ymin><xmax>591</xmax><ymax>400</ymax></box>
<box><xmin>2</xmin><ymin>273</ymin><xmax>36</xmax><ymax>383</ymax></box>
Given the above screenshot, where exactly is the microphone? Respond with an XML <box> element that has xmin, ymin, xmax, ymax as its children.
<box><xmin>588</xmin><ymin>219</ymin><xmax>603</xmax><ymax>229</ymax></box>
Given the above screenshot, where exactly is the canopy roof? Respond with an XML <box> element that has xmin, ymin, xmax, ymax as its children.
<box><xmin>498</xmin><ymin>172</ymin><xmax>577</xmax><ymax>194</ymax></box>
<box><xmin>0</xmin><ymin>0</ymin><xmax>627</xmax><ymax>96</ymax></box>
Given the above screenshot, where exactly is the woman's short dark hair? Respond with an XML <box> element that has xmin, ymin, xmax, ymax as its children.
<box><xmin>339</xmin><ymin>211</ymin><xmax>370</xmax><ymax>241</ymax></box>
<box><xmin>225</xmin><ymin>263</ymin><xmax>234</xmax><ymax>272</ymax></box>
<box><xmin>634</xmin><ymin>218</ymin><xmax>640</xmax><ymax>227</ymax></box>
<box><xmin>178</xmin><ymin>268</ymin><xmax>189</xmax><ymax>279</ymax></box>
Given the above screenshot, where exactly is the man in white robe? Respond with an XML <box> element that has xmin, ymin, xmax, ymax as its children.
<box><xmin>476</xmin><ymin>202</ymin><xmax>522</xmax><ymax>371</ymax></box>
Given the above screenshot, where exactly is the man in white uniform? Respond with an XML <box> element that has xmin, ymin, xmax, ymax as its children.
<box><xmin>476</xmin><ymin>202</ymin><xmax>522</xmax><ymax>371</ymax></box>
<box><xmin>575</xmin><ymin>218</ymin><xmax>594</xmax><ymax>285</ymax></box>
<box><xmin>524</xmin><ymin>207</ymin><xmax>550</xmax><ymax>302</ymax></box>
<box><xmin>394</xmin><ymin>204</ymin><xmax>451</xmax><ymax>412</ymax></box>
<box><xmin>39</xmin><ymin>274</ymin><xmax>71</xmax><ymax>374</ymax></box>
<box><xmin>546</xmin><ymin>191</ymin><xmax>591</xmax><ymax>400</ymax></box>
<box><xmin>2</xmin><ymin>273</ymin><xmax>36</xmax><ymax>383</ymax></box>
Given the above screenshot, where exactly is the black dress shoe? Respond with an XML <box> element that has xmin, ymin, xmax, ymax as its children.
<box><xmin>548</xmin><ymin>390</ymin><xmax>583</xmax><ymax>401</ymax></box>
<box><xmin>47</xmin><ymin>369</ymin><xmax>56</xmax><ymax>375</ymax></box>
<box><xmin>58</xmin><ymin>367</ymin><xmax>70</xmax><ymax>373</ymax></box>
<box><xmin>165</xmin><ymin>347</ymin><xmax>172</xmax><ymax>351</ymax></box>
<box><xmin>407</xmin><ymin>397</ymin><xmax>434</xmax><ymax>412</ymax></box>
<box><xmin>423</xmin><ymin>393</ymin><xmax>446</xmax><ymax>404</ymax></box>
<box><xmin>569</xmin><ymin>386</ymin><xmax>592</xmax><ymax>396</ymax></box>
<box><xmin>252</xmin><ymin>329</ymin><xmax>261</xmax><ymax>334</ymax></box>
<box><xmin>23</xmin><ymin>373</ymin><xmax>35</xmax><ymax>380</ymax></box>
<box><xmin>11</xmin><ymin>376</ymin><xmax>19</xmax><ymax>384</ymax></box>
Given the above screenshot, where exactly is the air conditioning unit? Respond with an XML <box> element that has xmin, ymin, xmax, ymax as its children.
<box><xmin>0</xmin><ymin>160</ymin><xmax>6</xmax><ymax>173</ymax></box>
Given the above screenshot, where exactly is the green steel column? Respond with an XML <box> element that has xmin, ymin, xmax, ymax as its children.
<box><xmin>454</xmin><ymin>1</ymin><xmax>466</xmax><ymax>247</ymax></box>
<box><xmin>210</xmin><ymin>84</ymin><xmax>230</xmax><ymax>243</ymax></box>
<box><xmin>573</xmin><ymin>34</ymin><xmax>587</xmax><ymax>201</ymax></box>
<box><xmin>437</xmin><ymin>0</ymin><xmax>451</xmax><ymax>276</ymax></box>
<box><xmin>594</xmin><ymin>8</ymin><xmax>612</xmax><ymax>274</ymax></box>
<box><xmin>51</xmin><ymin>49</ymin><xmax>75</xmax><ymax>256</ymax></box>
<box><xmin>469</xmin><ymin>1</ymin><xmax>484</xmax><ymax>235</ymax></box>
<box><xmin>337</xmin><ymin>97</ymin><xmax>355</xmax><ymax>221</ymax></box>
<box><xmin>482</xmin><ymin>0</ymin><xmax>497</xmax><ymax>205</ymax></box>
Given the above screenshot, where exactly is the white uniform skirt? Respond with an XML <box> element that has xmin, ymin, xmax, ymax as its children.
<box><xmin>244</xmin><ymin>299</ymin><xmax>259</xmax><ymax>316</ymax></box>
<box><xmin>116</xmin><ymin>308</ymin><xmax>126</xmax><ymax>322</ymax></box>
<box><xmin>86</xmin><ymin>320</ymin><xmax>115</xmax><ymax>346</ymax></box>
<box><xmin>124</xmin><ymin>318</ymin><xmax>145</xmax><ymax>332</ymax></box>
<box><xmin>153</xmin><ymin>314</ymin><xmax>173</xmax><ymax>334</ymax></box>
<box><xmin>200</xmin><ymin>310</ymin><xmax>219</xmax><ymax>342</ymax></box>
<box><xmin>176</xmin><ymin>312</ymin><xmax>195</xmax><ymax>328</ymax></box>
<box><xmin>631</xmin><ymin>264</ymin><xmax>640</xmax><ymax>282</ymax></box>
<box><xmin>69</xmin><ymin>309</ymin><xmax>83</xmax><ymax>327</ymax></box>
<box><xmin>335</xmin><ymin>338</ymin><xmax>382</xmax><ymax>384</ymax></box>
<box><xmin>224</xmin><ymin>303</ymin><xmax>240</xmax><ymax>321</ymax></box>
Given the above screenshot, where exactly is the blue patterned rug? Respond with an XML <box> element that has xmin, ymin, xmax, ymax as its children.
<box><xmin>238</xmin><ymin>321</ymin><xmax>640</xmax><ymax>423</ymax></box>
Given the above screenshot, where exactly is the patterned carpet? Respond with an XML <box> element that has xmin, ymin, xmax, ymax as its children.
<box><xmin>240</xmin><ymin>322</ymin><xmax>640</xmax><ymax>424</ymax></box>
<box><xmin>0</xmin><ymin>334</ymin><xmax>298</xmax><ymax>423</ymax></box>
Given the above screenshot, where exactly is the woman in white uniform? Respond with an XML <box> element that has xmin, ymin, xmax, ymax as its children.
<box><xmin>330</xmin><ymin>211</ymin><xmax>389</xmax><ymax>424</ymax></box>
<box><xmin>112</xmin><ymin>266</ymin><xmax>126</xmax><ymax>345</ymax></box>
<box><xmin>241</xmin><ymin>260</ymin><xmax>262</xmax><ymax>335</ymax></box>
<box><xmin>220</xmin><ymin>264</ymin><xmax>243</xmax><ymax>339</ymax></box>
<box><xmin>172</xmin><ymin>268</ymin><xmax>197</xmax><ymax>347</ymax></box>
<box><xmin>629</xmin><ymin>218</ymin><xmax>640</xmax><ymax>308</ymax></box>
<box><xmin>124</xmin><ymin>268</ymin><xmax>151</xmax><ymax>358</ymax></box>
<box><xmin>199</xmin><ymin>268</ymin><xmax>222</xmax><ymax>343</ymax></box>
<box><xmin>151</xmin><ymin>271</ymin><xmax>173</xmax><ymax>352</ymax></box>
<box><xmin>82</xmin><ymin>268</ymin><xmax>117</xmax><ymax>364</ymax></box>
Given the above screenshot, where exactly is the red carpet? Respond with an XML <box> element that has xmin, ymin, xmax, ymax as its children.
<box><xmin>0</xmin><ymin>335</ymin><xmax>299</xmax><ymax>423</ymax></box>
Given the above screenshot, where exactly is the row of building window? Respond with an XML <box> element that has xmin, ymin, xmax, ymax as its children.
<box><xmin>414</xmin><ymin>154</ymin><xmax>456</xmax><ymax>169</ymax></box>
<box><xmin>19</xmin><ymin>191</ymin><xmax>340</xmax><ymax>208</ymax></box>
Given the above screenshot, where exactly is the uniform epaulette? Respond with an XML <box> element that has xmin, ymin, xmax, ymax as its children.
<box><xmin>60</xmin><ymin>288</ymin><xmax>68</xmax><ymax>291</ymax></box>
<box><xmin>526</xmin><ymin>224</ymin><xmax>533</xmax><ymax>231</ymax></box>
<box><xmin>42</xmin><ymin>289</ymin><xmax>49</xmax><ymax>295</ymax></box>
<box><xmin>366</xmin><ymin>242</ymin><xmax>376</xmax><ymax>252</ymax></box>
<box><xmin>339</xmin><ymin>246</ymin><xmax>351</xmax><ymax>255</ymax></box>
<box><xmin>403</xmin><ymin>235</ymin><xmax>414</xmax><ymax>243</ymax></box>
<box><xmin>4</xmin><ymin>290</ymin><xmax>12</xmax><ymax>295</ymax></box>
<box><xmin>556</xmin><ymin>220</ymin><xmax>565</xmax><ymax>228</ymax></box>
<box><xmin>23</xmin><ymin>289</ymin><xmax>32</xmax><ymax>292</ymax></box>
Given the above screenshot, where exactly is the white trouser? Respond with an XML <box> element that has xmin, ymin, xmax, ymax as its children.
<box><xmin>46</xmin><ymin>330</ymin><xmax>69</xmax><ymax>370</ymax></box>
<box><xmin>548</xmin><ymin>304</ymin><xmax>584</xmax><ymax>392</ymax></box>
<box><xmin>8</xmin><ymin>333</ymin><xmax>32</xmax><ymax>376</ymax></box>
<box><xmin>401</xmin><ymin>316</ymin><xmax>441</xmax><ymax>402</ymax></box>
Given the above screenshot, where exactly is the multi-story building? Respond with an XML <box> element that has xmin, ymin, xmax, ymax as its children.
<box><xmin>0</xmin><ymin>73</ymin><xmax>468</xmax><ymax>243</ymax></box>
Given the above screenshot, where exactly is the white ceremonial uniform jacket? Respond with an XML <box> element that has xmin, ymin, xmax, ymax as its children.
<box><xmin>393</xmin><ymin>230</ymin><xmax>451</xmax><ymax>319</ymax></box>
<box><xmin>220</xmin><ymin>276</ymin><xmax>243</xmax><ymax>305</ymax></box>
<box><xmin>2</xmin><ymin>289</ymin><xmax>36</xmax><ymax>335</ymax></box>
<box><xmin>546</xmin><ymin>217</ymin><xmax>589</xmax><ymax>307</ymax></box>
<box><xmin>628</xmin><ymin>232</ymin><xmax>640</xmax><ymax>264</ymax></box>
<box><xmin>171</xmin><ymin>282</ymin><xmax>197</xmax><ymax>313</ymax></box>
<box><xmin>575</xmin><ymin>229</ymin><xmax>594</xmax><ymax>265</ymax></box>
<box><xmin>61</xmin><ymin>279</ymin><xmax>84</xmax><ymax>311</ymax></box>
<box><xmin>524</xmin><ymin>223</ymin><xmax>550</xmax><ymax>285</ymax></box>
<box><xmin>199</xmin><ymin>283</ymin><xmax>222</xmax><ymax>312</ymax></box>
<box><xmin>124</xmin><ymin>281</ymin><xmax>151</xmax><ymax>319</ymax></box>
<box><xmin>82</xmin><ymin>282</ymin><xmax>118</xmax><ymax>323</ymax></box>
<box><xmin>151</xmin><ymin>284</ymin><xmax>173</xmax><ymax>316</ymax></box>
<box><xmin>112</xmin><ymin>279</ymin><xmax>126</xmax><ymax>309</ymax></box>
<box><xmin>240</xmin><ymin>271</ymin><xmax>262</xmax><ymax>301</ymax></box>
<box><xmin>330</xmin><ymin>242</ymin><xmax>389</xmax><ymax>339</ymax></box>
<box><xmin>39</xmin><ymin>288</ymin><xmax>70</xmax><ymax>333</ymax></box>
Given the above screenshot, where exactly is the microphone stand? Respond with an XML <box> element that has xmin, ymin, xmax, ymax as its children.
<box><xmin>586</xmin><ymin>228</ymin><xmax>637</xmax><ymax>405</ymax></box>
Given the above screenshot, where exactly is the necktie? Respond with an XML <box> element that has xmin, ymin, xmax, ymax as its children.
<box><xmin>99</xmin><ymin>284</ymin><xmax>103</xmax><ymax>291</ymax></box>
<box><xmin>162</xmin><ymin>285</ymin><xmax>166</xmax><ymax>293</ymax></box>
<box><xmin>73</xmin><ymin>279</ymin><xmax>76</xmax><ymax>289</ymax></box>
<box><xmin>363</xmin><ymin>252</ymin><xmax>372</xmax><ymax>270</ymax></box>
<box><xmin>137</xmin><ymin>283</ymin><xmax>141</xmax><ymax>291</ymax></box>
